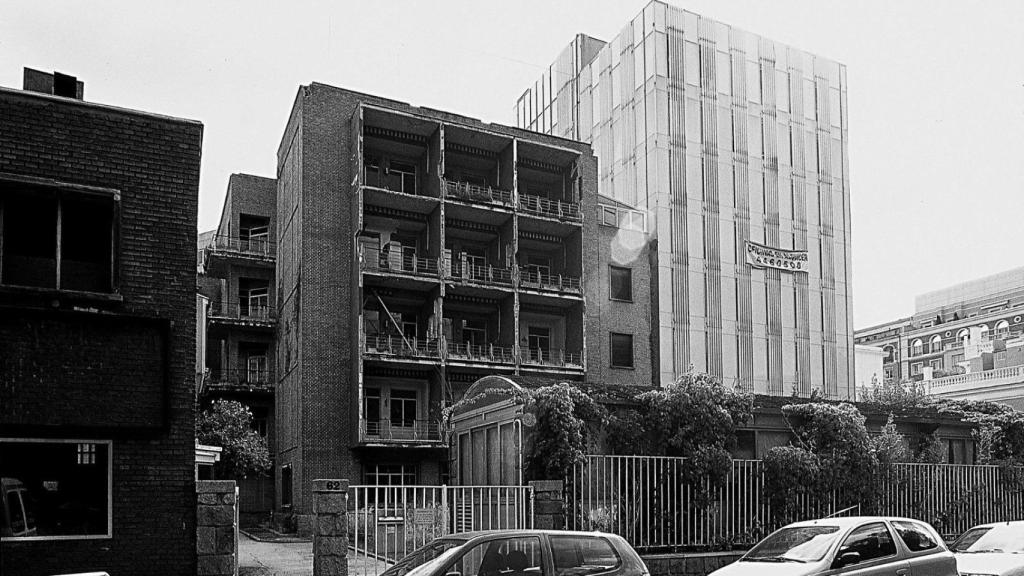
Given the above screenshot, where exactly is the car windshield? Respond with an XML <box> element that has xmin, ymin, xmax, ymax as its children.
<box><xmin>743</xmin><ymin>525</ymin><xmax>841</xmax><ymax>563</ymax></box>
<box><xmin>382</xmin><ymin>538</ymin><xmax>468</xmax><ymax>576</ymax></box>
<box><xmin>953</xmin><ymin>524</ymin><xmax>1024</xmax><ymax>554</ymax></box>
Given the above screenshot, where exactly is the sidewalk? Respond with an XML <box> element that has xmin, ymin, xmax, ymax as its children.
<box><xmin>239</xmin><ymin>533</ymin><xmax>392</xmax><ymax>576</ymax></box>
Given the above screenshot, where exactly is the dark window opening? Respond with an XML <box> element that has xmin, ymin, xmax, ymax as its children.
<box><xmin>610</xmin><ymin>333</ymin><xmax>634</xmax><ymax>368</ymax></box>
<box><xmin>390</xmin><ymin>389</ymin><xmax>418</xmax><ymax>429</ymax></box>
<box><xmin>280</xmin><ymin>465</ymin><xmax>293</xmax><ymax>508</ymax></box>
<box><xmin>2</xmin><ymin>193</ymin><xmax>57</xmax><ymax>288</ymax></box>
<box><xmin>61</xmin><ymin>196</ymin><xmax>113</xmax><ymax>292</ymax></box>
<box><xmin>609</xmin><ymin>266</ymin><xmax>632</xmax><ymax>301</ymax></box>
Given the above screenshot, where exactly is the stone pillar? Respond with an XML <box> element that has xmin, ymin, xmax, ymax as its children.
<box><xmin>530</xmin><ymin>480</ymin><xmax>564</xmax><ymax>530</ymax></box>
<box><xmin>197</xmin><ymin>480</ymin><xmax>239</xmax><ymax>576</ymax></box>
<box><xmin>313</xmin><ymin>479</ymin><xmax>350</xmax><ymax>576</ymax></box>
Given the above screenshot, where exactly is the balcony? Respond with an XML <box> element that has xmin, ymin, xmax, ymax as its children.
<box><xmin>442</xmin><ymin>179</ymin><xmax>513</xmax><ymax>208</ymax></box>
<box><xmin>359</xmin><ymin>418</ymin><xmax>444</xmax><ymax>444</ymax></box>
<box><xmin>204</xmin><ymin>235</ymin><xmax>275</xmax><ymax>272</ymax></box>
<box><xmin>445</xmin><ymin>259</ymin><xmax>515</xmax><ymax>288</ymax></box>
<box><xmin>360</xmin><ymin>245</ymin><xmax>440</xmax><ymax>279</ymax></box>
<box><xmin>521</xmin><ymin>348</ymin><xmax>583</xmax><ymax>369</ymax></box>
<box><xmin>518</xmin><ymin>193</ymin><xmax>582</xmax><ymax>223</ymax></box>
<box><xmin>203</xmin><ymin>368</ymin><xmax>273</xmax><ymax>393</ymax></box>
<box><xmin>928</xmin><ymin>365</ymin><xmax>1024</xmax><ymax>398</ymax></box>
<box><xmin>208</xmin><ymin>301</ymin><xmax>276</xmax><ymax>327</ymax></box>
<box><xmin>519</xmin><ymin>269</ymin><xmax>582</xmax><ymax>295</ymax></box>
<box><xmin>363</xmin><ymin>334</ymin><xmax>442</xmax><ymax>361</ymax></box>
<box><xmin>445</xmin><ymin>342</ymin><xmax>515</xmax><ymax>365</ymax></box>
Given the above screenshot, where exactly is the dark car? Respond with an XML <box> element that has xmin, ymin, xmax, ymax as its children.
<box><xmin>380</xmin><ymin>530</ymin><xmax>649</xmax><ymax>576</ymax></box>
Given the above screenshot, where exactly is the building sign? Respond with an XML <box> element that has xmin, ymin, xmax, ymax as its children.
<box><xmin>745</xmin><ymin>241</ymin><xmax>809</xmax><ymax>273</ymax></box>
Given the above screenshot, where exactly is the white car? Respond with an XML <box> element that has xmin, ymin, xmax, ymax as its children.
<box><xmin>952</xmin><ymin>521</ymin><xmax>1024</xmax><ymax>576</ymax></box>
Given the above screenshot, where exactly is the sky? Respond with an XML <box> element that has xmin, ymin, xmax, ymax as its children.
<box><xmin>3</xmin><ymin>1</ymin><xmax>1023</xmax><ymax>330</ymax></box>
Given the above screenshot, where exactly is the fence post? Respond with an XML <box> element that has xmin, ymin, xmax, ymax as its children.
<box><xmin>529</xmin><ymin>480</ymin><xmax>564</xmax><ymax>530</ymax></box>
<box><xmin>313</xmin><ymin>479</ymin><xmax>350</xmax><ymax>576</ymax></box>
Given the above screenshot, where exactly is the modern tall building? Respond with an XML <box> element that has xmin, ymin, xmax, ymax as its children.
<box><xmin>515</xmin><ymin>1</ymin><xmax>854</xmax><ymax>397</ymax></box>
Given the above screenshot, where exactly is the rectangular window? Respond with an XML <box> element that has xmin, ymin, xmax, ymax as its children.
<box><xmin>364</xmin><ymin>387</ymin><xmax>382</xmax><ymax>435</ymax></box>
<box><xmin>239</xmin><ymin>214</ymin><xmax>270</xmax><ymax>253</ymax></box>
<box><xmin>364</xmin><ymin>464</ymin><xmax>417</xmax><ymax>486</ymax></box>
<box><xmin>388</xmin><ymin>161</ymin><xmax>417</xmax><ymax>194</ymax></box>
<box><xmin>527</xmin><ymin>326</ymin><xmax>551</xmax><ymax>359</ymax></box>
<box><xmin>1</xmin><ymin>180</ymin><xmax>118</xmax><ymax>294</ymax></box>
<box><xmin>609</xmin><ymin>266</ymin><xmax>632</xmax><ymax>301</ymax></box>
<box><xmin>389</xmin><ymin>389</ymin><xmax>418</xmax><ymax>429</ymax></box>
<box><xmin>462</xmin><ymin>319</ymin><xmax>487</xmax><ymax>348</ymax></box>
<box><xmin>281</xmin><ymin>465</ymin><xmax>293</xmax><ymax>508</ymax></box>
<box><xmin>1</xmin><ymin>439</ymin><xmax>111</xmax><ymax>540</ymax></box>
<box><xmin>952</xmin><ymin>353</ymin><xmax>965</xmax><ymax>365</ymax></box>
<box><xmin>239</xmin><ymin>279</ymin><xmax>270</xmax><ymax>318</ymax></box>
<box><xmin>911</xmin><ymin>362</ymin><xmax>923</xmax><ymax>375</ymax></box>
<box><xmin>929</xmin><ymin>358</ymin><xmax>942</xmax><ymax>371</ymax></box>
<box><xmin>246</xmin><ymin>355</ymin><xmax>268</xmax><ymax>384</ymax></box>
<box><xmin>599</xmin><ymin>205</ymin><xmax>617</xmax><ymax>226</ymax></box>
<box><xmin>610</xmin><ymin>333</ymin><xmax>634</xmax><ymax>368</ymax></box>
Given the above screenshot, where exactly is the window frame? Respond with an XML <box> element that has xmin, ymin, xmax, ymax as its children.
<box><xmin>609</xmin><ymin>332</ymin><xmax>635</xmax><ymax>369</ymax></box>
<box><xmin>608</xmin><ymin>265</ymin><xmax>633</xmax><ymax>302</ymax></box>
<box><xmin>832</xmin><ymin>521</ymin><xmax>898</xmax><ymax>568</ymax></box>
<box><xmin>0</xmin><ymin>173</ymin><xmax>121</xmax><ymax>299</ymax></box>
<box><xmin>0</xmin><ymin>438</ymin><xmax>113</xmax><ymax>542</ymax></box>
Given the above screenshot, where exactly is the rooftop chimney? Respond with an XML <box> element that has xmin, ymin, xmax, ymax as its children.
<box><xmin>23</xmin><ymin>68</ymin><xmax>84</xmax><ymax>100</ymax></box>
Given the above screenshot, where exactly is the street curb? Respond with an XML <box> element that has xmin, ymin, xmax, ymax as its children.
<box><xmin>240</xmin><ymin>528</ymin><xmax>312</xmax><ymax>543</ymax></box>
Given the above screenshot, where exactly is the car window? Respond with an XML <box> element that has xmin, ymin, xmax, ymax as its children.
<box><xmin>836</xmin><ymin>523</ymin><xmax>898</xmax><ymax>566</ymax></box>
<box><xmin>385</xmin><ymin>539</ymin><xmax>467</xmax><ymax>576</ymax></box>
<box><xmin>891</xmin><ymin>521</ymin><xmax>939</xmax><ymax>552</ymax></box>
<box><xmin>550</xmin><ymin>535</ymin><xmax>621</xmax><ymax>576</ymax></box>
<box><xmin>744</xmin><ymin>525</ymin><xmax>841</xmax><ymax>562</ymax></box>
<box><xmin>447</xmin><ymin>537</ymin><xmax>545</xmax><ymax>576</ymax></box>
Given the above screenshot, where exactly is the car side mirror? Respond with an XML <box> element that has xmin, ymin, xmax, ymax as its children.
<box><xmin>835</xmin><ymin>552</ymin><xmax>861</xmax><ymax>568</ymax></box>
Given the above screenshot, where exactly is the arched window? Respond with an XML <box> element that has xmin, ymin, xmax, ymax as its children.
<box><xmin>930</xmin><ymin>335</ymin><xmax>943</xmax><ymax>354</ymax></box>
<box><xmin>882</xmin><ymin>345</ymin><xmax>895</xmax><ymax>363</ymax></box>
<box><xmin>995</xmin><ymin>320</ymin><xmax>1010</xmax><ymax>338</ymax></box>
<box><xmin>957</xmin><ymin>328</ymin><xmax>969</xmax><ymax>347</ymax></box>
<box><xmin>911</xmin><ymin>339</ymin><xmax>923</xmax><ymax>356</ymax></box>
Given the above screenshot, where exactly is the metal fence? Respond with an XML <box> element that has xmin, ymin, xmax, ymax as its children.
<box><xmin>349</xmin><ymin>484</ymin><xmax>534</xmax><ymax>576</ymax></box>
<box><xmin>567</xmin><ymin>455</ymin><xmax>1024</xmax><ymax>552</ymax></box>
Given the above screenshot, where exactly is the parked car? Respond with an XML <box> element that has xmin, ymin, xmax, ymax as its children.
<box><xmin>951</xmin><ymin>520</ymin><xmax>1024</xmax><ymax>576</ymax></box>
<box><xmin>380</xmin><ymin>529</ymin><xmax>649</xmax><ymax>576</ymax></box>
<box><xmin>709</xmin><ymin>516</ymin><xmax>957</xmax><ymax>576</ymax></box>
<box><xmin>1</xmin><ymin>477</ymin><xmax>37</xmax><ymax>538</ymax></box>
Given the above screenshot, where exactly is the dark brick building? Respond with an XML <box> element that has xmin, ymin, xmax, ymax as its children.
<box><xmin>198</xmin><ymin>172</ymin><xmax>277</xmax><ymax>521</ymax></box>
<box><xmin>0</xmin><ymin>70</ymin><xmax>202</xmax><ymax>575</ymax></box>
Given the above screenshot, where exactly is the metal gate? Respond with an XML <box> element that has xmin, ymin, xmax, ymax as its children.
<box><xmin>349</xmin><ymin>484</ymin><xmax>534</xmax><ymax>576</ymax></box>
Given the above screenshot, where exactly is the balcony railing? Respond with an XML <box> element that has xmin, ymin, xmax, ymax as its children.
<box><xmin>360</xmin><ymin>246</ymin><xmax>440</xmax><ymax>278</ymax></box>
<box><xmin>519</xmin><ymin>270</ymin><xmax>582</xmax><ymax>293</ymax></box>
<box><xmin>208</xmin><ymin>234</ymin><xmax>275</xmax><ymax>257</ymax></box>
<box><xmin>363</xmin><ymin>335</ymin><xmax>442</xmax><ymax>359</ymax></box>
<box><xmin>518</xmin><ymin>193</ymin><xmax>582</xmax><ymax>222</ymax></box>
<box><xmin>442</xmin><ymin>179</ymin><xmax>513</xmax><ymax>207</ymax></box>
<box><xmin>521</xmin><ymin>348</ymin><xmax>583</xmax><ymax>368</ymax></box>
<box><xmin>208</xmin><ymin>301</ymin><xmax>276</xmax><ymax>322</ymax></box>
<box><xmin>359</xmin><ymin>418</ymin><xmax>442</xmax><ymax>443</ymax></box>
<box><xmin>445</xmin><ymin>342</ymin><xmax>515</xmax><ymax>364</ymax></box>
<box><xmin>928</xmin><ymin>365</ymin><xmax>1024</xmax><ymax>392</ymax></box>
<box><xmin>205</xmin><ymin>368</ymin><xmax>272</xmax><ymax>389</ymax></box>
<box><xmin>445</xmin><ymin>260</ymin><xmax>515</xmax><ymax>287</ymax></box>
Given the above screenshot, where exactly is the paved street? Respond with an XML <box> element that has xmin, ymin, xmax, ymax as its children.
<box><xmin>239</xmin><ymin>534</ymin><xmax>392</xmax><ymax>576</ymax></box>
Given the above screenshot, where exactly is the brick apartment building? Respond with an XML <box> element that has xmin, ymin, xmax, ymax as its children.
<box><xmin>0</xmin><ymin>70</ymin><xmax>202</xmax><ymax>575</ymax></box>
<box><xmin>199</xmin><ymin>82</ymin><xmax>658</xmax><ymax>527</ymax></box>
<box><xmin>197</xmin><ymin>173</ymin><xmax>277</xmax><ymax>521</ymax></box>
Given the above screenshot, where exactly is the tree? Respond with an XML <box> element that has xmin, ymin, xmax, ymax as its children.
<box><xmin>197</xmin><ymin>399</ymin><xmax>272</xmax><ymax>478</ymax></box>
<box><xmin>526</xmin><ymin>383</ymin><xmax>607</xmax><ymax>481</ymax></box>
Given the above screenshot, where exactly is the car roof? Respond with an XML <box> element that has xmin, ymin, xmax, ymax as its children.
<box><xmin>440</xmin><ymin>529</ymin><xmax>625</xmax><ymax>541</ymax></box>
<box><xmin>963</xmin><ymin>520</ymin><xmax>1024</xmax><ymax>530</ymax></box>
<box><xmin>785</xmin><ymin>516</ymin><xmax>931</xmax><ymax>529</ymax></box>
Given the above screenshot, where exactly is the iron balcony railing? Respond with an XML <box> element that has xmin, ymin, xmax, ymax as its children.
<box><xmin>521</xmin><ymin>348</ymin><xmax>583</xmax><ymax>368</ymax></box>
<box><xmin>519</xmin><ymin>269</ymin><xmax>582</xmax><ymax>293</ymax></box>
<box><xmin>445</xmin><ymin>259</ymin><xmax>515</xmax><ymax>287</ymax></box>
<box><xmin>360</xmin><ymin>246</ymin><xmax>440</xmax><ymax>278</ymax></box>
<box><xmin>208</xmin><ymin>301</ymin><xmax>276</xmax><ymax>322</ymax></box>
<box><xmin>518</xmin><ymin>193</ymin><xmax>582</xmax><ymax>222</ymax></box>
<box><xmin>209</xmin><ymin>234</ymin><xmax>275</xmax><ymax>257</ymax></box>
<box><xmin>442</xmin><ymin>179</ymin><xmax>513</xmax><ymax>207</ymax></box>
<box><xmin>363</xmin><ymin>335</ymin><xmax>442</xmax><ymax>359</ymax></box>
<box><xmin>445</xmin><ymin>342</ymin><xmax>516</xmax><ymax>364</ymax></box>
<box><xmin>359</xmin><ymin>418</ymin><xmax>443</xmax><ymax>443</ymax></box>
<box><xmin>205</xmin><ymin>368</ymin><xmax>272</xmax><ymax>389</ymax></box>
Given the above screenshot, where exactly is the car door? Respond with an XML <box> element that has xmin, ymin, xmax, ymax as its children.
<box><xmin>829</xmin><ymin>521</ymin><xmax>909</xmax><ymax>576</ymax></box>
<box><xmin>889</xmin><ymin>520</ymin><xmax>956</xmax><ymax>576</ymax></box>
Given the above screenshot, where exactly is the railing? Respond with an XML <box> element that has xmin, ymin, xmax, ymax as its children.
<box><xmin>518</xmin><ymin>193</ymin><xmax>582</xmax><ymax>222</ymax></box>
<box><xmin>519</xmin><ymin>269</ymin><xmax>582</xmax><ymax>293</ymax></box>
<box><xmin>348</xmin><ymin>484</ymin><xmax>533</xmax><ymax>576</ymax></box>
<box><xmin>928</xmin><ymin>364</ymin><xmax>1024</xmax><ymax>392</ymax></box>
<box><xmin>568</xmin><ymin>455</ymin><xmax>1024</xmax><ymax>552</ymax></box>
<box><xmin>208</xmin><ymin>301</ymin><xmax>276</xmax><ymax>322</ymax></box>
<box><xmin>360</xmin><ymin>246</ymin><xmax>440</xmax><ymax>278</ymax></box>
<box><xmin>205</xmin><ymin>368</ymin><xmax>272</xmax><ymax>389</ymax></box>
<box><xmin>521</xmin><ymin>348</ymin><xmax>583</xmax><ymax>368</ymax></box>
<box><xmin>442</xmin><ymin>179</ymin><xmax>513</xmax><ymax>207</ymax></box>
<box><xmin>445</xmin><ymin>260</ymin><xmax>515</xmax><ymax>287</ymax></box>
<box><xmin>363</xmin><ymin>335</ymin><xmax>442</xmax><ymax>359</ymax></box>
<box><xmin>445</xmin><ymin>342</ymin><xmax>515</xmax><ymax>364</ymax></box>
<box><xmin>208</xmin><ymin>234</ymin><xmax>275</xmax><ymax>257</ymax></box>
<box><xmin>359</xmin><ymin>419</ymin><xmax>442</xmax><ymax>443</ymax></box>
